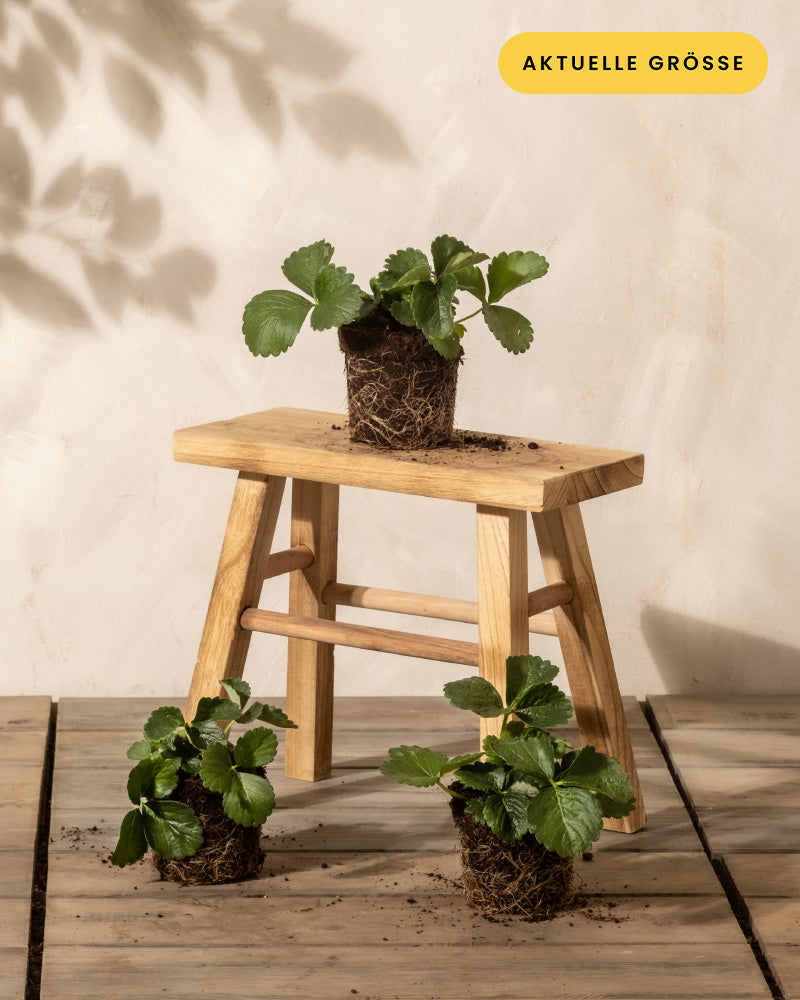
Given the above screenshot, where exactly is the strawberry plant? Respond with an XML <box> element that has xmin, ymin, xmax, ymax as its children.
<box><xmin>242</xmin><ymin>235</ymin><xmax>549</xmax><ymax>361</ymax></box>
<box><xmin>380</xmin><ymin>655</ymin><xmax>635</xmax><ymax>858</ymax></box>
<box><xmin>111</xmin><ymin>679</ymin><xmax>295</xmax><ymax>869</ymax></box>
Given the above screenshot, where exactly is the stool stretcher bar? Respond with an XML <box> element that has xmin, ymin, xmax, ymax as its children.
<box><xmin>321</xmin><ymin>581</ymin><xmax>570</xmax><ymax>637</ymax></box>
<box><xmin>240</xmin><ymin>607</ymin><xmax>480</xmax><ymax>666</ymax></box>
<box><xmin>262</xmin><ymin>545</ymin><xmax>314</xmax><ymax>580</ymax></box>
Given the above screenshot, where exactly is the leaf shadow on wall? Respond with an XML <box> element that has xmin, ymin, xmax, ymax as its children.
<box><xmin>641</xmin><ymin>605</ymin><xmax>800</xmax><ymax>695</ymax></box>
<box><xmin>0</xmin><ymin>1</ymin><xmax>410</xmax><ymax>331</ymax></box>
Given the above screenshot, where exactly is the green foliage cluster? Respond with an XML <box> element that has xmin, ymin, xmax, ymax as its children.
<box><xmin>243</xmin><ymin>235</ymin><xmax>549</xmax><ymax>361</ymax></box>
<box><xmin>380</xmin><ymin>656</ymin><xmax>635</xmax><ymax>858</ymax></box>
<box><xmin>110</xmin><ymin>679</ymin><xmax>295</xmax><ymax>868</ymax></box>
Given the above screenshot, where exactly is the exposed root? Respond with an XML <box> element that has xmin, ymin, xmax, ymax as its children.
<box><xmin>451</xmin><ymin>800</ymin><xmax>574</xmax><ymax>921</ymax></box>
<box><xmin>339</xmin><ymin>317</ymin><xmax>461</xmax><ymax>450</ymax></box>
<box><xmin>152</xmin><ymin>774</ymin><xmax>264</xmax><ymax>886</ymax></box>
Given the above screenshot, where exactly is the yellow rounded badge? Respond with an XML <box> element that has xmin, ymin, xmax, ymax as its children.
<box><xmin>499</xmin><ymin>32</ymin><xmax>767</xmax><ymax>94</ymax></box>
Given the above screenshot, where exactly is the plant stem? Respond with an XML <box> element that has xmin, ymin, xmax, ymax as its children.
<box><xmin>455</xmin><ymin>307</ymin><xmax>482</xmax><ymax>324</ymax></box>
<box><xmin>436</xmin><ymin>780</ymin><xmax>468</xmax><ymax>800</ymax></box>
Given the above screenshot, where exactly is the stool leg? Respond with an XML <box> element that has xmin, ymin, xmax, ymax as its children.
<box><xmin>184</xmin><ymin>472</ymin><xmax>286</xmax><ymax>722</ymax></box>
<box><xmin>285</xmin><ymin>480</ymin><xmax>339</xmax><ymax>780</ymax></box>
<box><xmin>531</xmin><ymin>504</ymin><xmax>646</xmax><ymax>833</ymax></box>
<box><xmin>476</xmin><ymin>505</ymin><xmax>529</xmax><ymax>741</ymax></box>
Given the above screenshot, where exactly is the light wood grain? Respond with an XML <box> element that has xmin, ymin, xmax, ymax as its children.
<box><xmin>724</xmin><ymin>854</ymin><xmax>800</xmax><ymax>897</ymax></box>
<box><xmin>0</xmin><ymin>695</ymin><xmax>51</xmax><ymax>729</ymax></box>
<box><xmin>41</xmin><ymin>694</ymin><xmax>781</xmax><ymax>1000</ymax></box>
<box><xmin>173</xmin><ymin>407</ymin><xmax>644</xmax><ymax>513</ymax></box>
<box><xmin>45</xmin><ymin>850</ymin><xmax>721</xmax><ymax>899</ymax></box>
<box><xmin>39</xmin><ymin>943</ymin><xmax>770</xmax><ymax>999</ymax></box>
<box><xmin>54</xmin><ymin>694</ymin><xmax>651</xmax><ymax>733</ymax></box>
<box><xmin>242</xmin><ymin>608</ymin><xmax>481</xmax><ymax>666</ymax></box>
<box><xmin>285</xmin><ymin>480</ymin><xmax>339</xmax><ymax>780</ymax></box>
<box><xmin>476</xmin><ymin>505</ymin><xmax>529</xmax><ymax>741</ymax></box>
<box><xmin>533</xmin><ymin>505</ymin><xmax>645</xmax><ymax>833</ymax></box>
<box><xmin>654</xmin><ymin>728</ymin><xmax>800</xmax><ymax>768</ymax></box>
<box><xmin>184</xmin><ymin>471</ymin><xmax>285</xmax><ymax>721</ymax></box>
<box><xmin>321</xmin><ymin>580</ymin><xmax>567</xmax><ymax>635</ymax></box>
<box><xmin>42</xmin><ymin>893</ymin><xmax>746</xmax><ymax>948</ymax></box>
<box><xmin>648</xmin><ymin>695</ymin><xmax>800</xmax><ymax>730</ymax></box>
<box><xmin>262</xmin><ymin>544</ymin><xmax>314</xmax><ymax>580</ymax></box>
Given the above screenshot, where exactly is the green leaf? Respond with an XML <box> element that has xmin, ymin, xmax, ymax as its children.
<box><xmin>465</xmin><ymin>797</ymin><xmax>487</xmax><ymax>825</ymax></box>
<box><xmin>281</xmin><ymin>239</ymin><xmax>334</xmax><ymax>296</ymax></box>
<box><xmin>309</xmin><ymin>264</ymin><xmax>364</xmax><ymax>330</ymax></box>
<box><xmin>191</xmin><ymin>696</ymin><xmax>239</xmax><ymax>725</ymax></box>
<box><xmin>482</xmin><ymin>303</ymin><xmax>534</xmax><ymax>354</ymax></box>
<box><xmin>430</xmin><ymin>235</ymin><xmax>488</xmax><ymax>278</ymax></box>
<box><xmin>505</xmin><ymin>654</ymin><xmax>559</xmax><ymax>705</ymax></box>
<box><xmin>411</xmin><ymin>274</ymin><xmax>457</xmax><ymax>346</ymax></box>
<box><xmin>481</xmin><ymin>733</ymin><xmax>504</xmax><ymax>765</ymax></box>
<box><xmin>170</xmin><ymin>734</ymin><xmax>203</xmax><ymax>773</ymax></box>
<box><xmin>222</xmin><ymin>771</ymin><xmax>275</xmax><ymax>827</ymax></box>
<box><xmin>526</xmin><ymin>785</ymin><xmax>603</xmax><ymax>857</ymax></box>
<box><xmin>443</xmin><ymin>676</ymin><xmax>504</xmax><ymax>718</ymax></box>
<box><xmin>453</xmin><ymin>761</ymin><xmax>507</xmax><ymax>793</ymax></box>
<box><xmin>557</xmin><ymin>747</ymin><xmax>636</xmax><ymax>819</ymax></box>
<box><xmin>514</xmin><ymin>684</ymin><xmax>573</xmax><ymax>729</ymax></box>
<box><xmin>491</xmin><ymin>734</ymin><xmax>555</xmax><ymax>782</ymax></box>
<box><xmin>473</xmin><ymin>791</ymin><xmax>531</xmax><ymax>843</ymax></box>
<box><xmin>235</xmin><ymin>700</ymin><xmax>264</xmax><ymax>725</ymax></box>
<box><xmin>378</xmin><ymin>247</ymin><xmax>430</xmax><ymax>289</ymax></box>
<box><xmin>142</xmin><ymin>706</ymin><xmax>184</xmax><ymax>742</ymax></box>
<box><xmin>379</xmin><ymin>746</ymin><xmax>448</xmax><ymax>787</ymax></box>
<box><xmin>185</xmin><ymin>720</ymin><xmax>228</xmax><ymax>750</ymax></box>
<box><xmin>110</xmin><ymin>809</ymin><xmax>148</xmax><ymax>867</ymax></box>
<box><xmin>142</xmin><ymin>800</ymin><xmax>204</xmax><ymax>860</ymax></box>
<box><xmin>198</xmin><ymin>742</ymin><xmax>235</xmax><ymax>794</ymax></box>
<box><xmin>387</xmin><ymin>292</ymin><xmax>416</xmax><ymax>327</ymax></box>
<box><xmin>453</xmin><ymin>265</ymin><xmax>486</xmax><ymax>301</ymax></box>
<box><xmin>126</xmin><ymin>756</ymin><xmax>179</xmax><ymax>804</ymax></box>
<box><xmin>220</xmin><ymin>678</ymin><xmax>250</xmax><ymax>711</ymax></box>
<box><xmin>234</xmin><ymin>728</ymin><xmax>278</xmax><ymax>768</ymax></box>
<box><xmin>126</xmin><ymin>739</ymin><xmax>153</xmax><ymax>761</ymax></box>
<box><xmin>507</xmin><ymin>778</ymin><xmax>541</xmax><ymax>798</ymax></box>
<box><xmin>440</xmin><ymin>751</ymin><xmax>483</xmax><ymax>776</ymax></box>
<box><xmin>486</xmin><ymin>250</ymin><xmax>549</xmax><ymax>304</ymax></box>
<box><xmin>256</xmin><ymin>704</ymin><xmax>298</xmax><ymax>729</ymax></box>
<box><xmin>242</xmin><ymin>289</ymin><xmax>313</xmax><ymax>357</ymax></box>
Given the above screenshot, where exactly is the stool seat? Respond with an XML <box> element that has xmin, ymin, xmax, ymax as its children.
<box><xmin>174</xmin><ymin>407</ymin><xmax>644</xmax><ymax>512</ymax></box>
<box><xmin>174</xmin><ymin>407</ymin><xmax>646</xmax><ymax>834</ymax></box>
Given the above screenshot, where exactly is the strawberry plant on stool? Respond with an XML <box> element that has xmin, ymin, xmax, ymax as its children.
<box><xmin>111</xmin><ymin>679</ymin><xmax>295</xmax><ymax>885</ymax></box>
<box><xmin>242</xmin><ymin>236</ymin><xmax>549</xmax><ymax>449</ymax></box>
<box><xmin>380</xmin><ymin>655</ymin><xmax>636</xmax><ymax>920</ymax></box>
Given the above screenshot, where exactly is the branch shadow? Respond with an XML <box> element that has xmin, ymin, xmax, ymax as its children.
<box><xmin>0</xmin><ymin>1</ymin><xmax>410</xmax><ymax>331</ymax></box>
<box><xmin>641</xmin><ymin>605</ymin><xmax>800</xmax><ymax>695</ymax></box>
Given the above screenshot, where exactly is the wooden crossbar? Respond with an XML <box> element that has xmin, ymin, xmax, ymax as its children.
<box><xmin>239</xmin><ymin>607</ymin><xmax>480</xmax><ymax>666</ymax></box>
<box><xmin>321</xmin><ymin>580</ymin><xmax>570</xmax><ymax>637</ymax></box>
<box><xmin>262</xmin><ymin>545</ymin><xmax>314</xmax><ymax>580</ymax></box>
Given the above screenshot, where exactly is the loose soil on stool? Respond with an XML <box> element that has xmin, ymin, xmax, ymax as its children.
<box><xmin>152</xmin><ymin>773</ymin><xmax>264</xmax><ymax>885</ymax></box>
<box><xmin>339</xmin><ymin>316</ymin><xmax>462</xmax><ymax>450</ymax></box>
<box><xmin>450</xmin><ymin>795</ymin><xmax>574</xmax><ymax>921</ymax></box>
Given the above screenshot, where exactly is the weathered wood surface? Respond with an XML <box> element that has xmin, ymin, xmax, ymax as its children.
<box><xmin>0</xmin><ymin>696</ymin><xmax>50</xmax><ymax>1000</ymax></box>
<box><xmin>650</xmin><ymin>695</ymin><xmax>800</xmax><ymax>1000</ymax></box>
<box><xmin>173</xmin><ymin>407</ymin><xmax>645</xmax><ymax>513</ymax></box>
<box><xmin>38</xmin><ymin>695</ymin><xmax>773</xmax><ymax>1000</ymax></box>
<box><xmin>40</xmin><ymin>943</ymin><xmax>771</xmax><ymax>999</ymax></box>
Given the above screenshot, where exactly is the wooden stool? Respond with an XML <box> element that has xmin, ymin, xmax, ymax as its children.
<box><xmin>174</xmin><ymin>407</ymin><xmax>646</xmax><ymax>834</ymax></box>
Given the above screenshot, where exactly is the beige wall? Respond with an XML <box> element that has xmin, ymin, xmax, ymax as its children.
<box><xmin>2</xmin><ymin>2</ymin><xmax>797</xmax><ymax>700</ymax></box>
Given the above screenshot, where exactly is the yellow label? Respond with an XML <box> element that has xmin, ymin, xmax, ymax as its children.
<box><xmin>499</xmin><ymin>32</ymin><xmax>767</xmax><ymax>94</ymax></box>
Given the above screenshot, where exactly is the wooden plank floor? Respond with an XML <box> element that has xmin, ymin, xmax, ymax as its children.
<box><xmin>0</xmin><ymin>696</ymin><xmax>51</xmax><ymax>1000</ymax></box>
<box><xmin>650</xmin><ymin>695</ymin><xmax>800</xmax><ymax>1000</ymax></box>
<box><xmin>36</xmin><ymin>695</ymin><xmax>774</xmax><ymax>1000</ymax></box>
